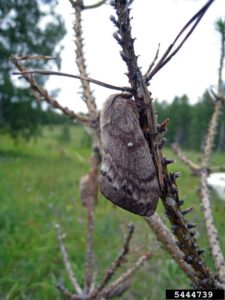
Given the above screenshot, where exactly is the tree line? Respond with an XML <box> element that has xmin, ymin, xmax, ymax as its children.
<box><xmin>0</xmin><ymin>0</ymin><xmax>67</xmax><ymax>141</ymax></box>
<box><xmin>155</xmin><ymin>90</ymin><xmax>225</xmax><ymax>151</ymax></box>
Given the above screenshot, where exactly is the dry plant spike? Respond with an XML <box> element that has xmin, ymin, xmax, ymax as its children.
<box><xmin>99</xmin><ymin>94</ymin><xmax>160</xmax><ymax>216</ymax></box>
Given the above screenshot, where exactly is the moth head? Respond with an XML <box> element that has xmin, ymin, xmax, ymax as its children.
<box><xmin>101</xmin><ymin>93</ymin><xmax>137</xmax><ymax>125</ymax></box>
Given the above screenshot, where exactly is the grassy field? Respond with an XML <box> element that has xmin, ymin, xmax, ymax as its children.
<box><xmin>0</xmin><ymin>125</ymin><xmax>225</xmax><ymax>300</ymax></box>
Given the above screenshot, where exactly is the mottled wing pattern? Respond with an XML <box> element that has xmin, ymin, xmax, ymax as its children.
<box><xmin>99</xmin><ymin>94</ymin><xmax>160</xmax><ymax>216</ymax></box>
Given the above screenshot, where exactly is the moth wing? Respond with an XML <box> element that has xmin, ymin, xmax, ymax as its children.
<box><xmin>100</xmin><ymin>96</ymin><xmax>160</xmax><ymax>216</ymax></box>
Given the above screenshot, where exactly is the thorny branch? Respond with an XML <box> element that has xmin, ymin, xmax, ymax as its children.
<box><xmin>11</xmin><ymin>56</ymin><xmax>91</xmax><ymax>125</ymax></box>
<box><xmin>172</xmin><ymin>19</ymin><xmax>225</xmax><ymax>284</ymax></box>
<box><xmin>111</xmin><ymin>0</ymin><xmax>221</xmax><ymax>289</ymax></box>
<box><xmin>199</xmin><ymin>22</ymin><xmax>225</xmax><ymax>281</ymax></box>
<box><xmin>73</xmin><ymin>0</ymin><xmax>97</xmax><ymax>117</ymax></box>
<box><xmin>56</xmin><ymin>220</ymin><xmax>151</xmax><ymax>300</ymax></box>
<box><xmin>145</xmin><ymin>214</ymin><xmax>199</xmax><ymax>286</ymax></box>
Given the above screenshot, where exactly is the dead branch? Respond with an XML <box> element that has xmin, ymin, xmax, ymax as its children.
<box><xmin>69</xmin><ymin>0</ymin><xmax>107</xmax><ymax>10</ymax></box>
<box><xmin>55</xmin><ymin>224</ymin><xmax>83</xmax><ymax>296</ymax></box>
<box><xmin>171</xmin><ymin>19</ymin><xmax>225</xmax><ymax>284</ymax></box>
<box><xmin>172</xmin><ymin>143</ymin><xmax>225</xmax><ymax>174</ymax></box>
<box><xmin>90</xmin><ymin>224</ymin><xmax>135</xmax><ymax>298</ymax></box>
<box><xmin>145</xmin><ymin>0</ymin><xmax>215</xmax><ymax>82</ymax></box>
<box><xmin>111</xmin><ymin>0</ymin><xmax>217</xmax><ymax>289</ymax></box>
<box><xmin>145</xmin><ymin>214</ymin><xmax>200</xmax><ymax>286</ymax></box>
<box><xmin>12</xmin><ymin>54</ymin><xmax>56</xmax><ymax>61</ymax></box>
<box><xmin>11</xmin><ymin>57</ymin><xmax>91</xmax><ymax>124</ymax></box>
<box><xmin>57</xmin><ymin>284</ymin><xmax>80</xmax><ymax>300</ymax></box>
<box><xmin>144</xmin><ymin>43</ymin><xmax>160</xmax><ymax>81</ymax></box>
<box><xmin>83</xmin><ymin>0</ymin><xmax>107</xmax><ymax>10</ymax></box>
<box><xmin>100</xmin><ymin>254</ymin><xmax>151</xmax><ymax>299</ymax></box>
<box><xmin>172</xmin><ymin>143</ymin><xmax>201</xmax><ymax>175</ymax></box>
<box><xmin>200</xmin><ymin>170</ymin><xmax>225</xmax><ymax>283</ymax></box>
<box><xmin>73</xmin><ymin>0</ymin><xmax>98</xmax><ymax>116</ymax></box>
<box><xmin>199</xmin><ymin>18</ymin><xmax>225</xmax><ymax>282</ymax></box>
<box><xmin>13</xmin><ymin>69</ymin><xmax>132</xmax><ymax>93</ymax></box>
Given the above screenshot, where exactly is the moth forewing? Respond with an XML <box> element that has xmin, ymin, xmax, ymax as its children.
<box><xmin>99</xmin><ymin>94</ymin><xmax>160</xmax><ymax>216</ymax></box>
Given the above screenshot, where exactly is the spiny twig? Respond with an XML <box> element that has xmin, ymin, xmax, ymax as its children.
<box><xmin>199</xmin><ymin>18</ymin><xmax>225</xmax><ymax>282</ymax></box>
<box><xmin>73</xmin><ymin>0</ymin><xmax>98</xmax><ymax>116</ymax></box>
<box><xmin>145</xmin><ymin>214</ymin><xmax>199</xmax><ymax>286</ymax></box>
<box><xmin>199</xmin><ymin>26</ymin><xmax>225</xmax><ymax>280</ymax></box>
<box><xmin>11</xmin><ymin>57</ymin><xmax>91</xmax><ymax>124</ymax></box>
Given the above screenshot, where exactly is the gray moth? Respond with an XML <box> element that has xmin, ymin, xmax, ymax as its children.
<box><xmin>99</xmin><ymin>93</ymin><xmax>160</xmax><ymax>216</ymax></box>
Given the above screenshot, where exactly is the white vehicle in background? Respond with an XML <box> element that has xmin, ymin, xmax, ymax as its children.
<box><xmin>207</xmin><ymin>173</ymin><xmax>225</xmax><ymax>201</ymax></box>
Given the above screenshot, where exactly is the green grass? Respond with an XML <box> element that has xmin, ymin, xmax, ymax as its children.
<box><xmin>0</xmin><ymin>126</ymin><xmax>225</xmax><ymax>300</ymax></box>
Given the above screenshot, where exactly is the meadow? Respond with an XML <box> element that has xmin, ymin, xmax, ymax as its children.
<box><xmin>0</xmin><ymin>125</ymin><xmax>225</xmax><ymax>300</ymax></box>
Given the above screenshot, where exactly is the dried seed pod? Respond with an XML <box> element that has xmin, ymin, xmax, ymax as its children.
<box><xmin>99</xmin><ymin>94</ymin><xmax>160</xmax><ymax>216</ymax></box>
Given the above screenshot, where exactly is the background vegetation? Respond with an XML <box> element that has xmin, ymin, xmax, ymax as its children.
<box><xmin>0</xmin><ymin>126</ymin><xmax>225</xmax><ymax>300</ymax></box>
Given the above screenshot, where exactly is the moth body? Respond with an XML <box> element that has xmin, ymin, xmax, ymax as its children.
<box><xmin>99</xmin><ymin>94</ymin><xmax>160</xmax><ymax>216</ymax></box>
